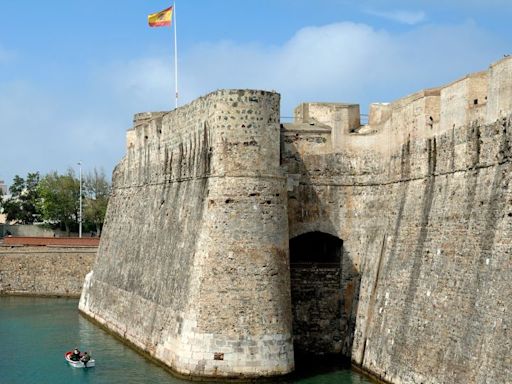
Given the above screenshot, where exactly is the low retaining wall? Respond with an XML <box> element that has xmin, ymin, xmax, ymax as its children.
<box><xmin>3</xmin><ymin>236</ymin><xmax>100</xmax><ymax>247</ymax></box>
<box><xmin>0</xmin><ymin>246</ymin><xmax>97</xmax><ymax>297</ymax></box>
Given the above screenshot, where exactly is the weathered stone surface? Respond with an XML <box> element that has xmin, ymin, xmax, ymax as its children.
<box><xmin>81</xmin><ymin>57</ymin><xmax>512</xmax><ymax>383</ymax></box>
<box><xmin>79</xmin><ymin>90</ymin><xmax>293</xmax><ymax>379</ymax></box>
<box><xmin>347</xmin><ymin>118</ymin><xmax>512</xmax><ymax>384</ymax></box>
<box><xmin>0</xmin><ymin>246</ymin><xmax>96</xmax><ymax>297</ymax></box>
<box><xmin>284</xmin><ymin>57</ymin><xmax>512</xmax><ymax>384</ymax></box>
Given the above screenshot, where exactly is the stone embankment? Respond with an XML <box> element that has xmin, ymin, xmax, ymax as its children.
<box><xmin>0</xmin><ymin>245</ymin><xmax>96</xmax><ymax>297</ymax></box>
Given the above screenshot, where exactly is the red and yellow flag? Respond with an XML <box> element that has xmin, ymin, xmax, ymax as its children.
<box><xmin>148</xmin><ymin>6</ymin><xmax>173</xmax><ymax>27</ymax></box>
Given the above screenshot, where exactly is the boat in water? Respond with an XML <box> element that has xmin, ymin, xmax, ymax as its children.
<box><xmin>64</xmin><ymin>351</ymin><xmax>95</xmax><ymax>368</ymax></box>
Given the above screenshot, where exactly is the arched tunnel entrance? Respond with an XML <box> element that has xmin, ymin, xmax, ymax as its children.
<box><xmin>289</xmin><ymin>231</ymin><xmax>346</xmax><ymax>358</ymax></box>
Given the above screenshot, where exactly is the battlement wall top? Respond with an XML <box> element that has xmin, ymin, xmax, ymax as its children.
<box><xmin>124</xmin><ymin>58</ymin><xmax>512</xmax><ymax>160</ymax></box>
<box><xmin>281</xmin><ymin>122</ymin><xmax>331</xmax><ymax>133</ymax></box>
<box><xmin>368</xmin><ymin>56</ymin><xmax>512</xmax><ymax>133</ymax></box>
<box><xmin>294</xmin><ymin>102</ymin><xmax>359</xmax><ymax>124</ymax></box>
<box><xmin>125</xmin><ymin>89</ymin><xmax>279</xmax><ymax>152</ymax></box>
<box><xmin>486</xmin><ymin>56</ymin><xmax>512</xmax><ymax>122</ymax></box>
<box><xmin>133</xmin><ymin>111</ymin><xmax>167</xmax><ymax>128</ymax></box>
<box><xmin>281</xmin><ymin>57</ymin><xmax>512</xmax><ymax>157</ymax></box>
<box><xmin>388</xmin><ymin>88</ymin><xmax>441</xmax><ymax>112</ymax></box>
<box><xmin>120</xmin><ymin>89</ymin><xmax>282</xmax><ymax>186</ymax></box>
<box><xmin>316</xmin><ymin>56</ymin><xmax>511</xmax><ymax>156</ymax></box>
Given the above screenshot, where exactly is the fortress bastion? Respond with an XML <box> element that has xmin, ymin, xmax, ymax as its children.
<box><xmin>80</xmin><ymin>57</ymin><xmax>512</xmax><ymax>383</ymax></box>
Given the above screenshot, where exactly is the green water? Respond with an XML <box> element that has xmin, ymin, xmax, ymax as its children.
<box><xmin>0</xmin><ymin>296</ymin><xmax>373</xmax><ymax>384</ymax></box>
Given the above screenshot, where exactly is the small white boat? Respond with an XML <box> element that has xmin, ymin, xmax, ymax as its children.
<box><xmin>64</xmin><ymin>351</ymin><xmax>95</xmax><ymax>368</ymax></box>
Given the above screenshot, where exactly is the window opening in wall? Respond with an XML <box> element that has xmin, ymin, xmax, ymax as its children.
<box><xmin>474</xmin><ymin>99</ymin><xmax>479</xmax><ymax>105</ymax></box>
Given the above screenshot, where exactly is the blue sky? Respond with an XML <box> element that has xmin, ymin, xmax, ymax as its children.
<box><xmin>0</xmin><ymin>0</ymin><xmax>511</xmax><ymax>185</ymax></box>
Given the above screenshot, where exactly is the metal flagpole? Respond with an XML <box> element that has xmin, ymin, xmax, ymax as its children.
<box><xmin>78</xmin><ymin>161</ymin><xmax>82</xmax><ymax>238</ymax></box>
<box><xmin>173</xmin><ymin>1</ymin><xmax>178</xmax><ymax>109</ymax></box>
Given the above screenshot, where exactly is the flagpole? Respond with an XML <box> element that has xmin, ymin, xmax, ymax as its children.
<box><xmin>173</xmin><ymin>1</ymin><xmax>179</xmax><ymax>109</ymax></box>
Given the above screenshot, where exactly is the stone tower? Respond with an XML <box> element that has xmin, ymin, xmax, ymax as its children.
<box><xmin>79</xmin><ymin>90</ymin><xmax>294</xmax><ymax>378</ymax></box>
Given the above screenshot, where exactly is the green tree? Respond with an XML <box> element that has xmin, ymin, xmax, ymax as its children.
<box><xmin>83</xmin><ymin>168</ymin><xmax>111</xmax><ymax>236</ymax></box>
<box><xmin>1</xmin><ymin>172</ymin><xmax>41</xmax><ymax>224</ymax></box>
<box><xmin>38</xmin><ymin>170</ymin><xmax>80</xmax><ymax>235</ymax></box>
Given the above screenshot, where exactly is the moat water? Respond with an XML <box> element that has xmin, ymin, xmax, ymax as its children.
<box><xmin>0</xmin><ymin>297</ymin><xmax>373</xmax><ymax>384</ymax></box>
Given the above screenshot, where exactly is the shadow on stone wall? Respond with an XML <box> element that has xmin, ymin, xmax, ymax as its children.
<box><xmin>282</xmin><ymin>131</ymin><xmax>361</xmax><ymax>368</ymax></box>
<box><xmin>389</xmin><ymin>137</ymin><xmax>437</xmax><ymax>366</ymax></box>
<box><xmin>289</xmin><ymin>232</ymin><xmax>344</xmax><ymax>356</ymax></box>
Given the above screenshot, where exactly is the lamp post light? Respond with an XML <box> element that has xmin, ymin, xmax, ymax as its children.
<box><xmin>78</xmin><ymin>161</ymin><xmax>82</xmax><ymax>238</ymax></box>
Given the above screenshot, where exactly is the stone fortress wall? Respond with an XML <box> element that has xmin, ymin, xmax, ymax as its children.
<box><xmin>80</xmin><ymin>57</ymin><xmax>512</xmax><ymax>383</ymax></box>
<box><xmin>79</xmin><ymin>90</ymin><xmax>294</xmax><ymax>378</ymax></box>
<box><xmin>283</xmin><ymin>56</ymin><xmax>512</xmax><ymax>384</ymax></box>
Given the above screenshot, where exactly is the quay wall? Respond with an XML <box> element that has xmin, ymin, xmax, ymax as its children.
<box><xmin>0</xmin><ymin>246</ymin><xmax>96</xmax><ymax>297</ymax></box>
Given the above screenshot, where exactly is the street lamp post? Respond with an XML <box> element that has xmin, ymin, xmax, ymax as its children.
<box><xmin>78</xmin><ymin>161</ymin><xmax>82</xmax><ymax>238</ymax></box>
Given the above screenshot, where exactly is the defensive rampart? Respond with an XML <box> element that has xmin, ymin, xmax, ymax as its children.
<box><xmin>79</xmin><ymin>90</ymin><xmax>293</xmax><ymax>378</ymax></box>
<box><xmin>284</xmin><ymin>57</ymin><xmax>512</xmax><ymax>384</ymax></box>
<box><xmin>81</xmin><ymin>57</ymin><xmax>511</xmax><ymax>383</ymax></box>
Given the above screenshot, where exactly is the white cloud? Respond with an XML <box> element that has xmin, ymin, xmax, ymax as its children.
<box><xmin>104</xmin><ymin>23</ymin><xmax>394</xmax><ymax>113</ymax></box>
<box><xmin>104</xmin><ymin>58</ymin><xmax>173</xmax><ymax>112</ymax></box>
<box><xmin>1</xmin><ymin>19</ymin><xmax>507</xmax><ymax>184</ymax></box>
<box><xmin>104</xmin><ymin>20</ymin><xmax>506</xmax><ymax>117</ymax></box>
<box><xmin>365</xmin><ymin>9</ymin><xmax>427</xmax><ymax>25</ymax></box>
<box><xmin>0</xmin><ymin>44</ymin><xmax>15</xmax><ymax>64</ymax></box>
<box><xmin>355</xmin><ymin>0</ymin><xmax>512</xmax><ymax>9</ymax></box>
<box><xmin>0</xmin><ymin>80</ymin><xmax>125</xmax><ymax>183</ymax></box>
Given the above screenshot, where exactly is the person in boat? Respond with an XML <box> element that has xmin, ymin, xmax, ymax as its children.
<box><xmin>70</xmin><ymin>348</ymin><xmax>81</xmax><ymax>361</ymax></box>
<box><xmin>80</xmin><ymin>352</ymin><xmax>91</xmax><ymax>367</ymax></box>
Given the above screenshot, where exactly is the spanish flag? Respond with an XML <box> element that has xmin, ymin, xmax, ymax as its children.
<box><xmin>148</xmin><ymin>6</ymin><xmax>173</xmax><ymax>27</ymax></box>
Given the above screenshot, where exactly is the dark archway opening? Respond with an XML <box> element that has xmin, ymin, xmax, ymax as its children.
<box><xmin>289</xmin><ymin>232</ymin><xmax>344</xmax><ymax>362</ymax></box>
